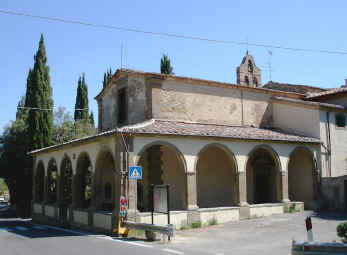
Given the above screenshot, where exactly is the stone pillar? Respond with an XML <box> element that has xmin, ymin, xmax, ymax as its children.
<box><xmin>281</xmin><ymin>171</ymin><xmax>290</xmax><ymax>203</ymax></box>
<box><xmin>42</xmin><ymin>175</ymin><xmax>49</xmax><ymax>216</ymax></box>
<box><xmin>238</xmin><ymin>171</ymin><xmax>250</xmax><ymax>219</ymax></box>
<box><xmin>69</xmin><ymin>175</ymin><xmax>76</xmax><ymax>222</ymax></box>
<box><xmin>88</xmin><ymin>173</ymin><xmax>96</xmax><ymax>227</ymax></box>
<box><xmin>186</xmin><ymin>172</ymin><xmax>200</xmax><ymax>225</ymax></box>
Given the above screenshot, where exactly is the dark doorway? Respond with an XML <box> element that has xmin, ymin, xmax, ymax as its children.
<box><xmin>344</xmin><ymin>180</ymin><xmax>347</xmax><ymax>211</ymax></box>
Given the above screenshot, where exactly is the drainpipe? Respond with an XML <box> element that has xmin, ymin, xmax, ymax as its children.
<box><xmin>326</xmin><ymin>111</ymin><xmax>332</xmax><ymax>177</ymax></box>
<box><xmin>241</xmin><ymin>90</ymin><xmax>244</xmax><ymax>126</ymax></box>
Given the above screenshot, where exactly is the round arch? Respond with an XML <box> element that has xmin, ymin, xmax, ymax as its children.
<box><xmin>246</xmin><ymin>144</ymin><xmax>282</xmax><ymax>204</ymax></box>
<box><xmin>196</xmin><ymin>143</ymin><xmax>239</xmax><ymax>208</ymax></box>
<box><xmin>136</xmin><ymin>141</ymin><xmax>187</xmax><ymax>212</ymax></box>
<box><xmin>59</xmin><ymin>155</ymin><xmax>73</xmax><ymax>206</ymax></box>
<box><xmin>94</xmin><ymin>149</ymin><xmax>116</xmax><ymax>211</ymax></box>
<box><xmin>74</xmin><ymin>152</ymin><xmax>93</xmax><ymax>209</ymax></box>
<box><xmin>288</xmin><ymin>146</ymin><xmax>316</xmax><ymax>209</ymax></box>
<box><xmin>136</xmin><ymin>141</ymin><xmax>187</xmax><ymax>173</ymax></box>
<box><xmin>35</xmin><ymin>161</ymin><xmax>45</xmax><ymax>203</ymax></box>
<box><xmin>47</xmin><ymin>158</ymin><xmax>58</xmax><ymax>204</ymax></box>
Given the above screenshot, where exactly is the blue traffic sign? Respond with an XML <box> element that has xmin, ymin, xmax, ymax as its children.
<box><xmin>129</xmin><ymin>166</ymin><xmax>142</xmax><ymax>180</ymax></box>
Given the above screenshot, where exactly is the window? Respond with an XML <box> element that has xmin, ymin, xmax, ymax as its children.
<box><xmin>104</xmin><ymin>182</ymin><xmax>112</xmax><ymax>200</ymax></box>
<box><xmin>335</xmin><ymin>114</ymin><xmax>345</xmax><ymax>128</ymax></box>
<box><xmin>245</xmin><ymin>76</ymin><xmax>249</xmax><ymax>85</ymax></box>
<box><xmin>253</xmin><ymin>77</ymin><xmax>258</xmax><ymax>87</ymax></box>
<box><xmin>117</xmin><ymin>88</ymin><xmax>127</xmax><ymax>124</ymax></box>
<box><xmin>248</xmin><ymin>60</ymin><xmax>253</xmax><ymax>73</ymax></box>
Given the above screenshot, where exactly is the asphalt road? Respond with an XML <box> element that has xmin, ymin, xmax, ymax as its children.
<box><xmin>0</xmin><ymin>211</ymin><xmax>345</xmax><ymax>255</ymax></box>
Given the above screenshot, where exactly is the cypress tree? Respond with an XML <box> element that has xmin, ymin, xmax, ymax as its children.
<box><xmin>102</xmin><ymin>68</ymin><xmax>113</xmax><ymax>88</ymax></box>
<box><xmin>89</xmin><ymin>111</ymin><xmax>95</xmax><ymax>127</ymax></box>
<box><xmin>160</xmin><ymin>54</ymin><xmax>174</xmax><ymax>74</ymax></box>
<box><xmin>25</xmin><ymin>34</ymin><xmax>54</xmax><ymax>150</ymax></box>
<box><xmin>74</xmin><ymin>73</ymin><xmax>89</xmax><ymax>121</ymax></box>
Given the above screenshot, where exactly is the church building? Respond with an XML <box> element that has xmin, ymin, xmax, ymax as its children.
<box><xmin>29</xmin><ymin>53</ymin><xmax>347</xmax><ymax>234</ymax></box>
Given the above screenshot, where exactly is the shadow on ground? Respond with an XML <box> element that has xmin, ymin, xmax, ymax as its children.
<box><xmin>311</xmin><ymin>211</ymin><xmax>347</xmax><ymax>221</ymax></box>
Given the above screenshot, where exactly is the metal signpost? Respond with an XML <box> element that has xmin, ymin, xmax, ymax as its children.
<box><xmin>129</xmin><ymin>166</ymin><xmax>142</xmax><ymax>226</ymax></box>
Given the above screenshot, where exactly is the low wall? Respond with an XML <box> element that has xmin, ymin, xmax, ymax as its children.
<box><xmin>292</xmin><ymin>241</ymin><xmax>347</xmax><ymax>255</ymax></box>
<box><xmin>93</xmin><ymin>212</ymin><xmax>112</xmax><ymax>231</ymax></box>
<box><xmin>138</xmin><ymin>211</ymin><xmax>188</xmax><ymax>230</ymax></box>
<box><xmin>321</xmin><ymin>176</ymin><xmax>347</xmax><ymax>211</ymax></box>
<box><xmin>45</xmin><ymin>205</ymin><xmax>55</xmax><ymax>218</ymax></box>
<box><xmin>199</xmin><ymin>207</ymin><xmax>239</xmax><ymax>225</ymax></box>
<box><xmin>249</xmin><ymin>203</ymin><xmax>284</xmax><ymax>218</ymax></box>
<box><xmin>33</xmin><ymin>203</ymin><xmax>42</xmax><ymax>214</ymax></box>
<box><xmin>73</xmin><ymin>210</ymin><xmax>89</xmax><ymax>226</ymax></box>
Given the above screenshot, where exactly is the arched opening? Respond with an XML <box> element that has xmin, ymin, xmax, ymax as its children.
<box><xmin>246</xmin><ymin>146</ymin><xmax>281</xmax><ymax>204</ymax></box>
<box><xmin>60</xmin><ymin>156</ymin><xmax>73</xmax><ymax>206</ymax></box>
<box><xmin>253</xmin><ymin>77</ymin><xmax>258</xmax><ymax>87</ymax></box>
<box><xmin>288</xmin><ymin>147</ymin><xmax>315</xmax><ymax>209</ymax></box>
<box><xmin>196</xmin><ymin>144</ymin><xmax>238</xmax><ymax>208</ymax></box>
<box><xmin>35</xmin><ymin>161</ymin><xmax>45</xmax><ymax>203</ymax></box>
<box><xmin>47</xmin><ymin>159</ymin><xmax>58</xmax><ymax>204</ymax></box>
<box><xmin>248</xmin><ymin>60</ymin><xmax>253</xmax><ymax>72</ymax></box>
<box><xmin>245</xmin><ymin>76</ymin><xmax>249</xmax><ymax>85</ymax></box>
<box><xmin>75</xmin><ymin>153</ymin><xmax>92</xmax><ymax>209</ymax></box>
<box><xmin>95</xmin><ymin>150</ymin><xmax>116</xmax><ymax>212</ymax></box>
<box><xmin>137</xmin><ymin>143</ymin><xmax>187</xmax><ymax>212</ymax></box>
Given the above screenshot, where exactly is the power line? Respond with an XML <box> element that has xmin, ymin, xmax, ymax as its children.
<box><xmin>17</xmin><ymin>106</ymin><xmax>89</xmax><ymax>111</ymax></box>
<box><xmin>1</xmin><ymin>9</ymin><xmax>347</xmax><ymax>55</ymax></box>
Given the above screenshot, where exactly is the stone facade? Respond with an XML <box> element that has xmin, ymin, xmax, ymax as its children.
<box><xmin>30</xmin><ymin>53</ymin><xmax>347</xmax><ymax>234</ymax></box>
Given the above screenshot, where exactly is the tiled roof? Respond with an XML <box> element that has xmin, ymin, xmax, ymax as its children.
<box><xmin>119</xmin><ymin>119</ymin><xmax>320</xmax><ymax>143</ymax></box>
<box><xmin>29</xmin><ymin>119</ymin><xmax>320</xmax><ymax>155</ymax></box>
<box><xmin>263</xmin><ymin>81</ymin><xmax>326</xmax><ymax>95</ymax></box>
<box><xmin>273</xmin><ymin>96</ymin><xmax>345</xmax><ymax>110</ymax></box>
<box><xmin>306</xmin><ymin>86</ymin><xmax>347</xmax><ymax>99</ymax></box>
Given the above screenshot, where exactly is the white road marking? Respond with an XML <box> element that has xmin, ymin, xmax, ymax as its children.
<box><xmin>162</xmin><ymin>248</ymin><xmax>184</xmax><ymax>254</ymax></box>
<box><xmin>15</xmin><ymin>226</ymin><xmax>28</xmax><ymax>231</ymax></box>
<box><xmin>111</xmin><ymin>238</ymin><xmax>153</xmax><ymax>248</ymax></box>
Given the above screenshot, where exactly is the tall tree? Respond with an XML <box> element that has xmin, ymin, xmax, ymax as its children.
<box><xmin>25</xmin><ymin>34</ymin><xmax>54</xmax><ymax>150</ymax></box>
<box><xmin>89</xmin><ymin>111</ymin><xmax>95</xmax><ymax>127</ymax></box>
<box><xmin>160</xmin><ymin>54</ymin><xmax>174</xmax><ymax>74</ymax></box>
<box><xmin>102</xmin><ymin>68</ymin><xmax>113</xmax><ymax>88</ymax></box>
<box><xmin>74</xmin><ymin>73</ymin><xmax>89</xmax><ymax>121</ymax></box>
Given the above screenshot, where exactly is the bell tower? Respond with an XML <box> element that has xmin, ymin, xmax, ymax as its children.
<box><xmin>237</xmin><ymin>51</ymin><xmax>261</xmax><ymax>88</ymax></box>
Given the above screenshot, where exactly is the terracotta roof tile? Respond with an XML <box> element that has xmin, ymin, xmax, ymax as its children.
<box><xmin>273</xmin><ymin>96</ymin><xmax>345</xmax><ymax>110</ymax></box>
<box><xmin>263</xmin><ymin>81</ymin><xmax>326</xmax><ymax>95</ymax></box>
<box><xmin>119</xmin><ymin>119</ymin><xmax>320</xmax><ymax>143</ymax></box>
<box><xmin>306</xmin><ymin>86</ymin><xmax>347</xmax><ymax>99</ymax></box>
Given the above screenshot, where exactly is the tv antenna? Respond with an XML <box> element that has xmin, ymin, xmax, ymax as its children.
<box><xmin>267</xmin><ymin>50</ymin><xmax>273</xmax><ymax>81</ymax></box>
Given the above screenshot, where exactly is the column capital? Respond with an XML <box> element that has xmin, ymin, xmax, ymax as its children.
<box><xmin>280</xmin><ymin>170</ymin><xmax>287</xmax><ymax>176</ymax></box>
<box><xmin>185</xmin><ymin>171</ymin><xmax>196</xmax><ymax>176</ymax></box>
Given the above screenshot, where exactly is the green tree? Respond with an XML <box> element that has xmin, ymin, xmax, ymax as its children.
<box><xmin>160</xmin><ymin>54</ymin><xmax>174</xmax><ymax>74</ymax></box>
<box><xmin>0</xmin><ymin>96</ymin><xmax>31</xmax><ymax>216</ymax></box>
<box><xmin>53</xmin><ymin>107</ymin><xmax>74</xmax><ymax>144</ymax></box>
<box><xmin>25</xmin><ymin>34</ymin><xmax>54</xmax><ymax>150</ymax></box>
<box><xmin>89</xmin><ymin>111</ymin><xmax>95</xmax><ymax>127</ymax></box>
<box><xmin>74</xmin><ymin>73</ymin><xmax>89</xmax><ymax>121</ymax></box>
<box><xmin>103</xmin><ymin>68</ymin><xmax>113</xmax><ymax>88</ymax></box>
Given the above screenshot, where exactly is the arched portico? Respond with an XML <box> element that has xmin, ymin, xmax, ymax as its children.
<box><xmin>136</xmin><ymin>141</ymin><xmax>187</xmax><ymax>212</ymax></box>
<box><xmin>74</xmin><ymin>152</ymin><xmax>93</xmax><ymax>209</ymax></box>
<box><xmin>196</xmin><ymin>144</ymin><xmax>238</xmax><ymax>208</ymax></box>
<box><xmin>35</xmin><ymin>161</ymin><xmax>45</xmax><ymax>203</ymax></box>
<box><xmin>246</xmin><ymin>145</ymin><xmax>282</xmax><ymax>204</ymax></box>
<box><xmin>47</xmin><ymin>158</ymin><xmax>58</xmax><ymax>204</ymax></box>
<box><xmin>288</xmin><ymin>146</ymin><xmax>316</xmax><ymax>209</ymax></box>
<box><xmin>94</xmin><ymin>149</ymin><xmax>116</xmax><ymax>211</ymax></box>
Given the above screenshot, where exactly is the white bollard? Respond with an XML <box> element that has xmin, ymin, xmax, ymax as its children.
<box><xmin>305</xmin><ymin>217</ymin><xmax>314</xmax><ymax>242</ymax></box>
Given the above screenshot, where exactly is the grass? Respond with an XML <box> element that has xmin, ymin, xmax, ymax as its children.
<box><xmin>285</xmin><ymin>204</ymin><xmax>296</xmax><ymax>213</ymax></box>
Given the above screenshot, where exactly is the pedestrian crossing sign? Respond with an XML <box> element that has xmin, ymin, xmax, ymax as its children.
<box><xmin>129</xmin><ymin>166</ymin><xmax>142</xmax><ymax>180</ymax></box>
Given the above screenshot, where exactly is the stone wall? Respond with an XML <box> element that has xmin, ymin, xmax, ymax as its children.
<box><xmin>321</xmin><ymin>175</ymin><xmax>347</xmax><ymax>211</ymax></box>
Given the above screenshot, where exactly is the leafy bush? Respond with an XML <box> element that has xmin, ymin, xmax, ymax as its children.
<box><xmin>337</xmin><ymin>222</ymin><xmax>347</xmax><ymax>241</ymax></box>
<box><xmin>191</xmin><ymin>221</ymin><xmax>201</xmax><ymax>228</ymax></box>
<box><xmin>209</xmin><ymin>218</ymin><xmax>217</xmax><ymax>226</ymax></box>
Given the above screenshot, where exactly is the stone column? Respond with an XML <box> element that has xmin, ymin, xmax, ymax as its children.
<box><xmin>88</xmin><ymin>173</ymin><xmax>96</xmax><ymax>227</ymax></box>
<box><xmin>42</xmin><ymin>175</ymin><xmax>49</xmax><ymax>216</ymax></box>
<box><xmin>186</xmin><ymin>172</ymin><xmax>200</xmax><ymax>225</ymax></box>
<box><xmin>237</xmin><ymin>171</ymin><xmax>249</xmax><ymax>219</ymax></box>
<box><xmin>281</xmin><ymin>171</ymin><xmax>290</xmax><ymax>203</ymax></box>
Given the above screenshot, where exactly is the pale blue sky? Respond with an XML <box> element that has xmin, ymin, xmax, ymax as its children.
<box><xmin>1</xmin><ymin>1</ymin><xmax>346</xmax><ymax>132</ymax></box>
